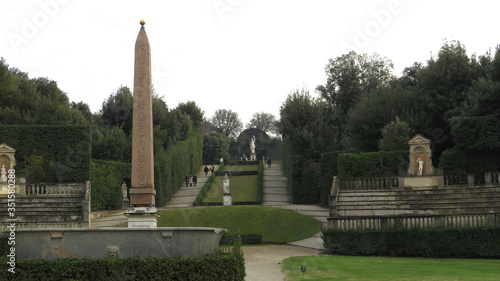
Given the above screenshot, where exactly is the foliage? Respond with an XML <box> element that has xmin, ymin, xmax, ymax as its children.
<box><xmin>337</xmin><ymin>151</ymin><xmax>408</xmax><ymax>177</ymax></box>
<box><xmin>154</xmin><ymin>132</ymin><xmax>203</xmax><ymax>207</ymax></box>
<box><xmin>318</xmin><ymin>151</ymin><xmax>344</xmax><ymax>206</ymax></box>
<box><xmin>0</xmin><ymin>250</ymin><xmax>245</xmax><ymax>281</ymax></box>
<box><xmin>203</xmin><ymin>131</ymin><xmax>230</xmax><ymax>164</ymax></box>
<box><xmin>175</xmin><ymin>101</ymin><xmax>205</xmax><ymax>130</ymax></box>
<box><xmin>0</xmin><ymin>59</ymin><xmax>90</xmax><ymax>126</ymax></box>
<box><xmin>246</xmin><ymin>111</ymin><xmax>278</xmax><ymax>134</ymax></box>
<box><xmin>211</xmin><ymin>109</ymin><xmax>243</xmax><ymax>140</ymax></box>
<box><xmin>323</xmin><ymin>227</ymin><xmax>500</xmax><ymax>258</ymax></box>
<box><xmin>157</xmin><ymin>206</ymin><xmax>322</xmax><ymax>243</ymax></box>
<box><xmin>316</xmin><ymin>51</ymin><xmax>394</xmax><ymax>115</ymax></box>
<box><xmin>0</xmin><ymin>125</ymin><xmax>91</xmax><ymax>182</ymax></box>
<box><xmin>90</xmin><ymin>159</ymin><xmax>130</xmax><ymax>211</ymax></box>
<box><xmin>451</xmin><ymin>114</ymin><xmax>500</xmax><ymax>151</ymax></box>
<box><xmin>378</xmin><ymin>116</ymin><xmax>411</xmax><ymax>151</ymax></box>
<box><xmin>283</xmin><ymin>255</ymin><xmax>500</xmax><ymax>281</ymax></box>
<box><xmin>438</xmin><ymin>148</ymin><xmax>500</xmax><ymax>175</ymax></box>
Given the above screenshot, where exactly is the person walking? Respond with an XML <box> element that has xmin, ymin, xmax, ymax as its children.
<box><xmin>204</xmin><ymin>165</ymin><xmax>209</xmax><ymax>177</ymax></box>
<box><xmin>267</xmin><ymin>157</ymin><xmax>272</xmax><ymax>168</ymax></box>
<box><xmin>185</xmin><ymin>175</ymin><xmax>189</xmax><ymax>187</ymax></box>
<box><xmin>193</xmin><ymin>175</ymin><xmax>198</xmax><ymax>187</ymax></box>
<box><xmin>188</xmin><ymin>175</ymin><xmax>193</xmax><ymax>187</ymax></box>
<box><xmin>210</xmin><ymin>165</ymin><xmax>215</xmax><ymax>175</ymax></box>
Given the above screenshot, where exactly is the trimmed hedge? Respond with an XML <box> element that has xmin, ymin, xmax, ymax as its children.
<box><xmin>90</xmin><ymin>159</ymin><xmax>131</xmax><ymax>211</ymax></box>
<box><xmin>323</xmin><ymin>227</ymin><xmax>500</xmax><ymax>258</ymax></box>
<box><xmin>0</xmin><ymin>246</ymin><xmax>245</xmax><ymax>281</ymax></box>
<box><xmin>0</xmin><ymin>125</ymin><xmax>91</xmax><ymax>182</ymax></box>
<box><xmin>337</xmin><ymin>151</ymin><xmax>408</xmax><ymax>177</ymax></box>
<box><xmin>439</xmin><ymin>148</ymin><xmax>500</xmax><ymax>175</ymax></box>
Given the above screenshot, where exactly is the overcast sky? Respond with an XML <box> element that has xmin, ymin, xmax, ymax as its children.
<box><xmin>1</xmin><ymin>0</ymin><xmax>498</xmax><ymax>125</ymax></box>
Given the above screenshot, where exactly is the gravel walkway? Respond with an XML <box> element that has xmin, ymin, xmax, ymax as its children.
<box><xmin>243</xmin><ymin>245</ymin><xmax>321</xmax><ymax>281</ymax></box>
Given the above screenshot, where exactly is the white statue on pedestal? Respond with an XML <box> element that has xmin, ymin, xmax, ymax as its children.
<box><xmin>0</xmin><ymin>165</ymin><xmax>7</xmax><ymax>183</ymax></box>
<box><xmin>250</xmin><ymin>136</ymin><xmax>256</xmax><ymax>154</ymax></box>
<box><xmin>223</xmin><ymin>173</ymin><xmax>230</xmax><ymax>194</ymax></box>
<box><xmin>417</xmin><ymin>158</ymin><xmax>424</xmax><ymax>176</ymax></box>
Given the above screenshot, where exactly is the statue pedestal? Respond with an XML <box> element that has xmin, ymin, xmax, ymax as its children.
<box><xmin>403</xmin><ymin>175</ymin><xmax>444</xmax><ymax>189</ymax></box>
<box><xmin>223</xmin><ymin>193</ymin><xmax>232</xmax><ymax>206</ymax></box>
<box><xmin>125</xmin><ymin>206</ymin><xmax>160</xmax><ymax>228</ymax></box>
<box><xmin>123</xmin><ymin>199</ymin><xmax>129</xmax><ymax>210</ymax></box>
<box><xmin>250</xmin><ymin>153</ymin><xmax>256</xmax><ymax>161</ymax></box>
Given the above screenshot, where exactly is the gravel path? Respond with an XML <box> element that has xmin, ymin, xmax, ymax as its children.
<box><xmin>242</xmin><ymin>245</ymin><xmax>320</xmax><ymax>281</ymax></box>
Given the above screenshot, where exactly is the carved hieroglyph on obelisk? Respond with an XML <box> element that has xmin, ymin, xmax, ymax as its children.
<box><xmin>127</xmin><ymin>20</ymin><xmax>159</xmax><ymax>228</ymax></box>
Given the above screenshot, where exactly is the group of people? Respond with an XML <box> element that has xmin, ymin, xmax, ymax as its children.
<box><xmin>203</xmin><ymin>165</ymin><xmax>215</xmax><ymax>177</ymax></box>
<box><xmin>185</xmin><ymin>174</ymin><xmax>198</xmax><ymax>187</ymax></box>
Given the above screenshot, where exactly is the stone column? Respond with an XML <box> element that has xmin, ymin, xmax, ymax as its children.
<box><xmin>126</xmin><ymin>20</ymin><xmax>159</xmax><ymax>228</ymax></box>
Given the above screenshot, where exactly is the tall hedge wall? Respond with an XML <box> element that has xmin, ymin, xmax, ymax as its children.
<box><xmin>439</xmin><ymin>148</ymin><xmax>500</xmax><ymax>174</ymax></box>
<box><xmin>155</xmin><ymin>132</ymin><xmax>203</xmax><ymax>207</ymax></box>
<box><xmin>90</xmin><ymin>133</ymin><xmax>203</xmax><ymax>211</ymax></box>
<box><xmin>90</xmin><ymin>159</ymin><xmax>131</xmax><ymax>211</ymax></box>
<box><xmin>337</xmin><ymin>151</ymin><xmax>408</xmax><ymax>177</ymax></box>
<box><xmin>0</xmin><ymin>125</ymin><xmax>91</xmax><ymax>182</ymax></box>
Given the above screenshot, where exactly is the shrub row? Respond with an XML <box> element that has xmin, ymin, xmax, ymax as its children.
<box><xmin>439</xmin><ymin>147</ymin><xmax>500</xmax><ymax>175</ymax></box>
<box><xmin>0</xmin><ymin>247</ymin><xmax>245</xmax><ymax>281</ymax></box>
<box><xmin>90</xmin><ymin>133</ymin><xmax>203</xmax><ymax>210</ymax></box>
<box><xmin>0</xmin><ymin>125</ymin><xmax>91</xmax><ymax>182</ymax></box>
<box><xmin>323</xmin><ymin>227</ymin><xmax>500</xmax><ymax>258</ymax></box>
<box><xmin>337</xmin><ymin>151</ymin><xmax>408</xmax><ymax>177</ymax></box>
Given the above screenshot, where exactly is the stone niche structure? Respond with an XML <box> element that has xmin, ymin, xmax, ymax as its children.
<box><xmin>403</xmin><ymin>134</ymin><xmax>443</xmax><ymax>188</ymax></box>
<box><xmin>0</xmin><ymin>143</ymin><xmax>16</xmax><ymax>173</ymax></box>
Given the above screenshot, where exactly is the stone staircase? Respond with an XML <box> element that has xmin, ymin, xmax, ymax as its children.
<box><xmin>262</xmin><ymin>163</ymin><xmax>290</xmax><ymax>206</ymax></box>
<box><xmin>0</xmin><ymin>195</ymin><xmax>88</xmax><ymax>231</ymax></box>
<box><xmin>336</xmin><ymin>186</ymin><xmax>500</xmax><ymax>217</ymax></box>
<box><xmin>160</xmin><ymin>165</ymin><xmax>218</xmax><ymax>210</ymax></box>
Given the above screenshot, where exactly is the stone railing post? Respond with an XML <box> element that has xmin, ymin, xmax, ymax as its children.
<box><xmin>467</xmin><ymin>173</ymin><xmax>475</xmax><ymax>187</ymax></box>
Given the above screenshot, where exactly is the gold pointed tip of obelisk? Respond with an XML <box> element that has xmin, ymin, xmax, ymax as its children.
<box><xmin>140</xmin><ymin>19</ymin><xmax>146</xmax><ymax>27</ymax></box>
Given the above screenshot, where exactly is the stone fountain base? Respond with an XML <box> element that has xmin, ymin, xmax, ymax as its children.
<box><xmin>15</xmin><ymin>227</ymin><xmax>227</xmax><ymax>260</ymax></box>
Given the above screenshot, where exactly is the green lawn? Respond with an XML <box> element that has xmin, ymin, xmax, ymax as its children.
<box><xmin>283</xmin><ymin>255</ymin><xmax>500</xmax><ymax>281</ymax></box>
<box><xmin>202</xmin><ymin>175</ymin><xmax>258</xmax><ymax>203</ymax></box>
<box><xmin>219</xmin><ymin>164</ymin><xmax>259</xmax><ymax>172</ymax></box>
<box><xmin>157</xmin><ymin>206</ymin><xmax>322</xmax><ymax>243</ymax></box>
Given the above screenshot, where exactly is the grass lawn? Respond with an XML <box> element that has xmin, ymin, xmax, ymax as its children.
<box><xmin>283</xmin><ymin>255</ymin><xmax>500</xmax><ymax>280</ymax></box>
<box><xmin>202</xmin><ymin>175</ymin><xmax>258</xmax><ymax>203</ymax></box>
<box><xmin>157</xmin><ymin>206</ymin><xmax>322</xmax><ymax>243</ymax></box>
<box><xmin>220</xmin><ymin>164</ymin><xmax>259</xmax><ymax>172</ymax></box>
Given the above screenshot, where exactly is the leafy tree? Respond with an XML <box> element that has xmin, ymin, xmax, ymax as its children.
<box><xmin>100</xmin><ymin>86</ymin><xmax>134</xmax><ymax>134</ymax></box>
<box><xmin>279</xmin><ymin>88</ymin><xmax>338</xmax><ymax>160</ymax></box>
<box><xmin>175</xmin><ymin>101</ymin><xmax>204</xmax><ymax>130</ymax></box>
<box><xmin>203</xmin><ymin>131</ymin><xmax>230</xmax><ymax>163</ymax></box>
<box><xmin>316</xmin><ymin>51</ymin><xmax>394</xmax><ymax>115</ymax></box>
<box><xmin>210</xmin><ymin>109</ymin><xmax>243</xmax><ymax>140</ymax></box>
<box><xmin>246</xmin><ymin>112</ymin><xmax>278</xmax><ymax>134</ymax></box>
<box><xmin>378</xmin><ymin>116</ymin><xmax>411</xmax><ymax>151</ymax></box>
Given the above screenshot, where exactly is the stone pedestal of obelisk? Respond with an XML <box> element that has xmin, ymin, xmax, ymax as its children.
<box><xmin>125</xmin><ymin>20</ymin><xmax>160</xmax><ymax>228</ymax></box>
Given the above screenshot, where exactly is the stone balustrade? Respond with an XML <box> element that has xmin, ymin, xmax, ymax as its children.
<box><xmin>338</xmin><ymin>177</ymin><xmax>399</xmax><ymax>190</ymax></box>
<box><xmin>25</xmin><ymin>183</ymin><xmax>86</xmax><ymax>195</ymax></box>
<box><xmin>328</xmin><ymin>213</ymin><xmax>499</xmax><ymax>230</ymax></box>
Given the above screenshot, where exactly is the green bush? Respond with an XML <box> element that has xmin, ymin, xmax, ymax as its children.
<box><xmin>323</xmin><ymin>227</ymin><xmax>500</xmax><ymax>258</ymax></box>
<box><xmin>0</xmin><ymin>125</ymin><xmax>91</xmax><ymax>182</ymax></box>
<box><xmin>439</xmin><ymin>148</ymin><xmax>500</xmax><ymax>175</ymax></box>
<box><xmin>337</xmin><ymin>151</ymin><xmax>408</xmax><ymax>177</ymax></box>
<box><xmin>0</xmin><ymin>246</ymin><xmax>245</xmax><ymax>281</ymax></box>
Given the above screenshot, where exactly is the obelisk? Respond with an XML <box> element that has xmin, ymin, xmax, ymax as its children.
<box><xmin>126</xmin><ymin>20</ymin><xmax>159</xmax><ymax>228</ymax></box>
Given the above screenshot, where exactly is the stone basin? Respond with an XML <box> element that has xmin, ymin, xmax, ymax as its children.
<box><xmin>15</xmin><ymin>227</ymin><xmax>227</xmax><ymax>260</ymax></box>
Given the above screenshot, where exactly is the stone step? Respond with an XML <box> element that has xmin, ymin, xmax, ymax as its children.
<box><xmin>338</xmin><ymin>196</ymin><xmax>500</xmax><ymax>205</ymax></box>
<box><xmin>263</xmin><ymin>188</ymin><xmax>288</xmax><ymax>195</ymax></box>
<box><xmin>263</xmin><ymin>194</ymin><xmax>290</xmax><ymax>202</ymax></box>
<box><xmin>263</xmin><ymin>182</ymin><xmax>287</xmax><ymax>188</ymax></box>
<box><xmin>338</xmin><ymin>186</ymin><xmax>500</xmax><ymax>197</ymax></box>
